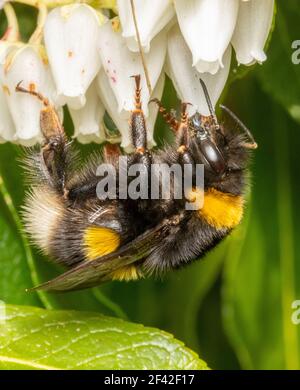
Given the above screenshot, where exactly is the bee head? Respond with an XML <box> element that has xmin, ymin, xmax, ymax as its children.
<box><xmin>188</xmin><ymin>79</ymin><xmax>257</xmax><ymax>182</ymax></box>
<box><xmin>189</xmin><ymin>112</ymin><xmax>226</xmax><ymax>176</ymax></box>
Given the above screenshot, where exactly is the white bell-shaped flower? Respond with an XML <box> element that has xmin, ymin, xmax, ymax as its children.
<box><xmin>0</xmin><ymin>88</ymin><xmax>15</xmax><ymax>143</ymax></box>
<box><xmin>69</xmin><ymin>81</ymin><xmax>106</xmax><ymax>144</ymax></box>
<box><xmin>98</xmin><ymin>19</ymin><xmax>166</xmax><ymax>117</ymax></box>
<box><xmin>231</xmin><ymin>0</ymin><xmax>274</xmax><ymax>65</ymax></box>
<box><xmin>44</xmin><ymin>4</ymin><xmax>103</xmax><ymax>109</ymax></box>
<box><xmin>2</xmin><ymin>44</ymin><xmax>59</xmax><ymax>146</ymax></box>
<box><xmin>174</xmin><ymin>0</ymin><xmax>238</xmax><ymax>74</ymax></box>
<box><xmin>166</xmin><ymin>25</ymin><xmax>231</xmax><ymax>116</ymax></box>
<box><xmin>97</xmin><ymin>68</ymin><xmax>165</xmax><ymax>151</ymax></box>
<box><xmin>117</xmin><ymin>0</ymin><xmax>175</xmax><ymax>52</ymax></box>
<box><xmin>0</xmin><ymin>41</ymin><xmax>16</xmax><ymax>143</ymax></box>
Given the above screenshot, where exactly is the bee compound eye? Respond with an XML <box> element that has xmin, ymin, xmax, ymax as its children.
<box><xmin>191</xmin><ymin>113</ymin><xmax>202</xmax><ymax>128</ymax></box>
<box><xmin>200</xmin><ymin>139</ymin><xmax>226</xmax><ymax>175</ymax></box>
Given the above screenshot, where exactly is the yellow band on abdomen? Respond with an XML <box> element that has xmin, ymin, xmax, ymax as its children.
<box><xmin>111</xmin><ymin>265</ymin><xmax>141</xmax><ymax>282</ymax></box>
<box><xmin>199</xmin><ymin>188</ymin><xmax>244</xmax><ymax>229</ymax></box>
<box><xmin>84</xmin><ymin>226</ymin><xmax>120</xmax><ymax>261</ymax></box>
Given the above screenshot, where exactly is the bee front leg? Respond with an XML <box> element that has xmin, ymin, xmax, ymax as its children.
<box><xmin>149</xmin><ymin>98</ymin><xmax>179</xmax><ymax>133</ymax></box>
<box><xmin>129</xmin><ymin>75</ymin><xmax>152</xmax><ymax>169</ymax></box>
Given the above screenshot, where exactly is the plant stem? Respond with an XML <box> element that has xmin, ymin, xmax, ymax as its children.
<box><xmin>0</xmin><ymin>175</ymin><xmax>53</xmax><ymax>310</ymax></box>
<box><xmin>92</xmin><ymin>288</ymin><xmax>128</xmax><ymax>320</ymax></box>
<box><xmin>2</xmin><ymin>3</ymin><xmax>20</xmax><ymax>42</ymax></box>
<box><xmin>28</xmin><ymin>2</ymin><xmax>48</xmax><ymax>44</ymax></box>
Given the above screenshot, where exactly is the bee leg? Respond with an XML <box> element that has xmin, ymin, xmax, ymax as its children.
<box><xmin>149</xmin><ymin>98</ymin><xmax>179</xmax><ymax>132</ymax></box>
<box><xmin>129</xmin><ymin>75</ymin><xmax>148</xmax><ymax>155</ymax></box>
<box><xmin>103</xmin><ymin>143</ymin><xmax>122</xmax><ymax>164</ymax></box>
<box><xmin>126</xmin><ymin>75</ymin><xmax>153</xmax><ymax>205</ymax></box>
<box><xmin>16</xmin><ymin>82</ymin><xmax>71</xmax><ymax>196</ymax></box>
<box><xmin>176</xmin><ymin>102</ymin><xmax>191</xmax><ymax>151</ymax></box>
<box><xmin>129</xmin><ymin>75</ymin><xmax>153</xmax><ymax>167</ymax></box>
<box><xmin>176</xmin><ymin>104</ymin><xmax>198</xmax><ymax>202</ymax></box>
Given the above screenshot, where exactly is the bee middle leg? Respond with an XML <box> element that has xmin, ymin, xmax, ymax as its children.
<box><xmin>130</xmin><ymin>75</ymin><xmax>151</xmax><ymax>160</ymax></box>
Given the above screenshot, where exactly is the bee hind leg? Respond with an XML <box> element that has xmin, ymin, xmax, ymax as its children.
<box><xmin>16</xmin><ymin>82</ymin><xmax>75</xmax><ymax>196</ymax></box>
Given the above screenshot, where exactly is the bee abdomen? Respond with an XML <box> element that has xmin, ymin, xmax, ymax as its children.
<box><xmin>22</xmin><ymin>188</ymin><xmax>65</xmax><ymax>256</ymax></box>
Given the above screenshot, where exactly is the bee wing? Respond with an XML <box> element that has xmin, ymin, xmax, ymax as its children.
<box><xmin>30</xmin><ymin>219</ymin><xmax>171</xmax><ymax>292</ymax></box>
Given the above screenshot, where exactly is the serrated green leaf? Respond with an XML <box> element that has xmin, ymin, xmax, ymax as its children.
<box><xmin>0</xmin><ymin>305</ymin><xmax>208</xmax><ymax>370</ymax></box>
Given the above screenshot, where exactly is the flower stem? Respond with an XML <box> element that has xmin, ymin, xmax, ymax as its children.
<box><xmin>28</xmin><ymin>2</ymin><xmax>48</xmax><ymax>44</ymax></box>
<box><xmin>2</xmin><ymin>3</ymin><xmax>20</xmax><ymax>42</ymax></box>
<box><xmin>92</xmin><ymin>288</ymin><xmax>128</xmax><ymax>320</ymax></box>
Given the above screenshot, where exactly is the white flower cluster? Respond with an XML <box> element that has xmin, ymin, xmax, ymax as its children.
<box><xmin>0</xmin><ymin>0</ymin><xmax>274</xmax><ymax>149</ymax></box>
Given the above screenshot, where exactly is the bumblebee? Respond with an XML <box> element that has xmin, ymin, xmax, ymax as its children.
<box><xmin>17</xmin><ymin>76</ymin><xmax>257</xmax><ymax>292</ymax></box>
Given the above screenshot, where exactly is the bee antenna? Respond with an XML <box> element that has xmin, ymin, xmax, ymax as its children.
<box><xmin>130</xmin><ymin>0</ymin><xmax>153</xmax><ymax>96</ymax></box>
<box><xmin>199</xmin><ymin>78</ymin><xmax>219</xmax><ymax>129</ymax></box>
<box><xmin>220</xmin><ymin>104</ymin><xmax>258</xmax><ymax>149</ymax></box>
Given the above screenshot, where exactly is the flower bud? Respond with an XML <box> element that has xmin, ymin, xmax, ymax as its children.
<box><xmin>44</xmin><ymin>4</ymin><xmax>104</xmax><ymax>109</ymax></box>
<box><xmin>2</xmin><ymin>44</ymin><xmax>59</xmax><ymax>146</ymax></box>
<box><xmin>98</xmin><ymin>19</ymin><xmax>166</xmax><ymax>116</ymax></box>
<box><xmin>0</xmin><ymin>41</ymin><xmax>15</xmax><ymax>142</ymax></box>
<box><xmin>166</xmin><ymin>25</ymin><xmax>231</xmax><ymax>116</ymax></box>
<box><xmin>174</xmin><ymin>0</ymin><xmax>238</xmax><ymax>74</ymax></box>
<box><xmin>117</xmin><ymin>0</ymin><xmax>175</xmax><ymax>52</ymax></box>
<box><xmin>231</xmin><ymin>0</ymin><xmax>274</xmax><ymax>65</ymax></box>
<box><xmin>70</xmin><ymin>81</ymin><xmax>106</xmax><ymax>144</ymax></box>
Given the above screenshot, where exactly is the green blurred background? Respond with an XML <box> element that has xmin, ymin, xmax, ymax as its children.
<box><xmin>1</xmin><ymin>1</ymin><xmax>300</xmax><ymax>370</ymax></box>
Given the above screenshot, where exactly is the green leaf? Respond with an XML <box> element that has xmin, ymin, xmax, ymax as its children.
<box><xmin>0</xmin><ymin>305</ymin><xmax>208</xmax><ymax>370</ymax></box>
